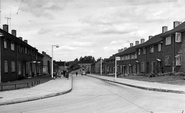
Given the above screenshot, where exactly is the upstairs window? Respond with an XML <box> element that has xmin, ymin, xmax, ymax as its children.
<box><xmin>143</xmin><ymin>48</ymin><xmax>146</xmax><ymax>54</ymax></box>
<box><xmin>165</xmin><ymin>36</ymin><xmax>171</xmax><ymax>45</ymax></box>
<box><xmin>138</xmin><ymin>49</ymin><xmax>141</xmax><ymax>55</ymax></box>
<box><xmin>25</xmin><ymin>47</ymin><xmax>27</xmax><ymax>54</ymax></box>
<box><xmin>127</xmin><ymin>55</ymin><xmax>130</xmax><ymax>60</ymax></box>
<box><xmin>150</xmin><ymin>46</ymin><xmax>154</xmax><ymax>53</ymax></box>
<box><xmin>158</xmin><ymin>43</ymin><xmax>162</xmax><ymax>52</ymax></box>
<box><xmin>175</xmin><ymin>54</ymin><xmax>182</xmax><ymax>66</ymax></box>
<box><xmin>4</xmin><ymin>39</ymin><xmax>7</xmax><ymax>48</ymax></box>
<box><xmin>11</xmin><ymin>42</ymin><xmax>15</xmax><ymax>51</ymax></box>
<box><xmin>135</xmin><ymin>52</ymin><xmax>137</xmax><ymax>59</ymax></box>
<box><xmin>175</xmin><ymin>32</ymin><xmax>182</xmax><ymax>43</ymax></box>
<box><xmin>131</xmin><ymin>54</ymin><xmax>135</xmax><ymax>59</ymax></box>
<box><xmin>165</xmin><ymin>55</ymin><xmax>171</xmax><ymax>66</ymax></box>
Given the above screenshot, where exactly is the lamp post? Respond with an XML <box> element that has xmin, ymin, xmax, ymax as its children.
<box><xmin>100</xmin><ymin>57</ymin><xmax>102</xmax><ymax>75</ymax></box>
<box><xmin>115</xmin><ymin>56</ymin><xmax>120</xmax><ymax>80</ymax></box>
<box><xmin>51</xmin><ymin>45</ymin><xmax>59</xmax><ymax>78</ymax></box>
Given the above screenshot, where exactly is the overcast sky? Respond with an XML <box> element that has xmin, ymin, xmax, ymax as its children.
<box><xmin>1</xmin><ymin>0</ymin><xmax>185</xmax><ymax>61</ymax></box>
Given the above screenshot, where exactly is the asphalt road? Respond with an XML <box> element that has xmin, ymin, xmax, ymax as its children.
<box><xmin>0</xmin><ymin>75</ymin><xmax>185</xmax><ymax>113</ymax></box>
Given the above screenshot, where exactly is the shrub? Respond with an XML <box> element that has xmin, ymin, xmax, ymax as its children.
<box><xmin>174</xmin><ymin>72</ymin><xmax>185</xmax><ymax>76</ymax></box>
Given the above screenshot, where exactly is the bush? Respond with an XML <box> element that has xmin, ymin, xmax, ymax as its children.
<box><xmin>146</xmin><ymin>73</ymin><xmax>156</xmax><ymax>78</ymax></box>
<box><xmin>174</xmin><ymin>72</ymin><xmax>185</xmax><ymax>76</ymax></box>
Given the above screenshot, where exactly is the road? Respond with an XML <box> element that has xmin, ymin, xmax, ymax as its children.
<box><xmin>0</xmin><ymin>75</ymin><xmax>185</xmax><ymax>113</ymax></box>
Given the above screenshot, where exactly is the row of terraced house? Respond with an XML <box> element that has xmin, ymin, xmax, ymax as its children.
<box><xmin>0</xmin><ymin>24</ymin><xmax>60</xmax><ymax>83</ymax></box>
<box><xmin>92</xmin><ymin>21</ymin><xmax>185</xmax><ymax>76</ymax></box>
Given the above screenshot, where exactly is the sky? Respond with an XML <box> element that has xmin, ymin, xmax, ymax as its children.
<box><xmin>1</xmin><ymin>0</ymin><xmax>185</xmax><ymax>61</ymax></box>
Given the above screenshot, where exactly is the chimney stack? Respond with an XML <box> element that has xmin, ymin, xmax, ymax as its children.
<box><xmin>149</xmin><ymin>35</ymin><xmax>153</xmax><ymax>40</ymax></box>
<box><xmin>135</xmin><ymin>41</ymin><xmax>139</xmax><ymax>45</ymax></box>
<box><xmin>18</xmin><ymin>37</ymin><xmax>22</xmax><ymax>40</ymax></box>
<box><xmin>162</xmin><ymin>26</ymin><xmax>168</xmax><ymax>33</ymax></box>
<box><xmin>3</xmin><ymin>24</ymin><xmax>8</xmax><ymax>32</ymax></box>
<box><xmin>173</xmin><ymin>21</ymin><xmax>181</xmax><ymax>28</ymax></box>
<box><xmin>24</xmin><ymin>40</ymin><xmax>28</xmax><ymax>43</ymax></box>
<box><xmin>141</xmin><ymin>38</ymin><xmax>145</xmax><ymax>44</ymax></box>
<box><xmin>130</xmin><ymin>43</ymin><xmax>134</xmax><ymax>47</ymax></box>
<box><xmin>11</xmin><ymin>30</ymin><xmax>16</xmax><ymax>37</ymax></box>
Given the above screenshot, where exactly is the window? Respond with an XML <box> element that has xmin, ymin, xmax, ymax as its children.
<box><xmin>135</xmin><ymin>52</ymin><xmax>137</xmax><ymax>59</ymax></box>
<box><xmin>18</xmin><ymin>62</ymin><xmax>21</xmax><ymax>75</ymax></box>
<box><xmin>125</xmin><ymin>55</ymin><xmax>128</xmax><ymax>60</ymax></box>
<box><xmin>165</xmin><ymin>55</ymin><xmax>171</xmax><ymax>66</ymax></box>
<box><xmin>143</xmin><ymin>48</ymin><xmax>146</xmax><ymax>54</ymax></box>
<box><xmin>11</xmin><ymin>61</ymin><xmax>15</xmax><ymax>72</ymax></box>
<box><xmin>11</xmin><ymin>42</ymin><xmax>15</xmax><ymax>51</ymax></box>
<box><xmin>158</xmin><ymin>44</ymin><xmax>161</xmax><ymax>52</ymax></box>
<box><xmin>175</xmin><ymin>54</ymin><xmax>182</xmax><ymax>66</ymax></box>
<box><xmin>4</xmin><ymin>39</ymin><xmax>7</xmax><ymax>48</ymax></box>
<box><xmin>165</xmin><ymin>36</ymin><xmax>171</xmax><ymax>45</ymax></box>
<box><xmin>138</xmin><ymin>49</ymin><xmax>141</xmax><ymax>55</ymax></box>
<box><xmin>175</xmin><ymin>32</ymin><xmax>182</xmax><ymax>42</ymax></box>
<box><xmin>131</xmin><ymin>54</ymin><xmax>135</xmax><ymax>59</ymax></box>
<box><xmin>25</xmin><ymin>47</ymin><xmax>27</xmax><ymax>54</ymax></box>
<box><xmin>128</xmin><ymin>55</ymin><xmax>130</xmax><ymax>60</ymax></box>
<box><xmin>150</xmin><ymin>46</ymin><xmax>154</xmax><ymax>53</ymax></box>
<box><xmin>4</xmin><ymin>60</ymin><xmax>8</xmax><ymax>73</ymax></box>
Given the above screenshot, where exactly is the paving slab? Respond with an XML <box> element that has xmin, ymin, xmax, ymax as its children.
<box><xmin>0</xmin><ymin>76</ymin><xmax>73</xmax><ymax>106</ymax></box>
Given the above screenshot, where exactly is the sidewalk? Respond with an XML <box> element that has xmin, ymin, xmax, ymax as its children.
<box><xmin>87</xmin><ymin>74</ymin><xmax>185</xmax><ymax>94</ymax></box>
<box><xmin>0</xmin><ymin>76</ymin><xmax>73</xmax><ymax>106</ymax></box>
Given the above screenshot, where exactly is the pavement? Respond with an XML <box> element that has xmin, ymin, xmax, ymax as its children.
<box><xmin>0</xmin><ymin>75</ymin><xmax>73</xmax><ymax>106</ymax></box>
<box><xmin>87</xmin><ymin>74</ymin><xmax>185</xmax><ymax>94</ymax></box>
<box><xmin>0</xmin><ymin>73</ymin><xmax>185</xmax><ymax>106</ymax></box>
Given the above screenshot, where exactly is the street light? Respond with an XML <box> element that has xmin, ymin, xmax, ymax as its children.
<box><xmin>100</xmin><ymin>57</ymin><xmax>102</xmax><ymax>75</ymax></box>
<box><xmin>115</xmin><ymin>56</ymin><xmax>120</xmax><ymax>80</ymax></box>
<box><xmin>51</xmin><ymin>45</ymin><xmax>59</xmax><ymax>78</ymax></box>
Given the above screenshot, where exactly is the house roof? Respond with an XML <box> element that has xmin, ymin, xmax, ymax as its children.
<box><xmin>160</xmin><ymin>21</ymin><xmax>185</xmax><ymax>38</ymax></box>
<box><xmin>0</xmin><ymin>28</ymin><xmax>37</xmax><ymax>50</ymax></box>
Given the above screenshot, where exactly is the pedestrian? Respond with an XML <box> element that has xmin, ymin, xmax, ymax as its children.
<box><xmin>63</xmin><ymin>70</ymin><xmax>66</xmax><ymax>78</ymax></box>
<box><xmin>76</xmin><ymin>72</ymin><xmax>78</xmax><ymax>76</ymax></box>
<box><xmin>66</xmin><ymin>71</ymin><xmax>69</xmax><ymax>79</ymax></box>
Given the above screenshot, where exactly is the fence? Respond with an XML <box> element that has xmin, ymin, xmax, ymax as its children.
<box><xmin>0</xmin><ymin>80</ymin><xmax>41</xmax><ymax>91</ymax></box>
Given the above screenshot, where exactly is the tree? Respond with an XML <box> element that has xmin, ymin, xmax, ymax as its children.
<box><xmin>79</xmin><ymin>56</ymin><xmax>95</xmax><ymax>63</ymax></box>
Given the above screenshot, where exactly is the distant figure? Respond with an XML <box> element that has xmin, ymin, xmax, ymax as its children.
<box><xmin>63</xmin><ymin>70</ymin><xmax>66</xmax><ymax>78</ymax></box>
<box><xmin>76</xmin><ymin>72</ymin><xmax>78</xmax><ymax>76</ymax></box>
<box><xmin>66</xmin><ymin>71</ymin><xmax>69</xmax><ymax>79</ymax></box>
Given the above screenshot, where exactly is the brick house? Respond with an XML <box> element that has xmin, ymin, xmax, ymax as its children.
<box><xmin>113</xmin><ymin>21</ymin><xmax>185</xmax><ymax>76</ymax></box>
<box><xmin>42</xmin><ymin>51</ymin><xmax>51</xmax><ymax>76</ymax></box>
<box><xmin>0</xmin><ymin>24</ymin><xmax>43</xmax><ymax>82</ymax></box>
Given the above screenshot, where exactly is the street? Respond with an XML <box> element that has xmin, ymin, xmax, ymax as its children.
<box><xmin>0</xmin><ymin>75</ymin><xmax>185</xmax><ymax>113</ymax></box>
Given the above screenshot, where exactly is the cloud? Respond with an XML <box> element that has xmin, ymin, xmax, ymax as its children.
<box><xmin>20</xmin><ymin>0</ymin><xmax>73</xmax><ymax>19</ymax></box>
<box><xmin>38</xmin><ymin>28</ymin><xmax>52</xmax><ymax>34</ymax></box>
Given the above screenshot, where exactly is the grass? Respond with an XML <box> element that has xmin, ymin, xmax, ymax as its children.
<box><xmin>119</xmin><ymin>75</ymin><xmax>185</xmax><ymax>85</ymax></box>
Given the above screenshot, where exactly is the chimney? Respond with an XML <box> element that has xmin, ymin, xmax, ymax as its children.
<box><xmin>18</xmin><ymin>37</ymin><xmax>22</xmax><ymax>40</ymax></box>
<box><xmin>135</xmin><ymin>41</ymin><xmax>139</xmax><ymax>45</ymax></box>
<box><xmin>130</xmin><ymin>43</ymin><xmax>134</xmax><ymax>47</ymax></box>
<box><xmin>141</xmin><ymin>38</ymin><xmax>145</xmax><ymax>44</ymax></box>
<box><xmin>149</xmin><ymin>35</ymin><xmax>153</xmax><ymax>40</ymax></box>
<box><xmin>124</xmin><ymin>47</ymin><xmax>127</xmax><ymax>50</ymax></box>
<box><xmin>173</xmin><ymin>21</ymin><xmax>181</xmax><ymax>28</ymax></box>
<box><xmin>162</xmin><ymin>26</ymin><xmax>168</xmax><ymax>33</ymax></box>
<box><xmin>24</xmin><ymin>40</ymin><xmax>28</xmax><ymax>43</ymax></box>
<box><xmin>42</xmin><ymin>51</ymin><xmax>46</xmax><ymax>55</ymax></box>
<box><xmin>3</xmin><ymin>24</ymin><xmax>8</xmax><ymax>32</ymax></box>
<box><xmin>11</xmin><ymin>30</ymin><xmax>16</xmax><ymax>37</ymax></box>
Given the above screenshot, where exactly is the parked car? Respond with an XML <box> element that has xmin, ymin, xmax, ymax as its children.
<box><xmin>81</xmin><ymin>71</ymin><xmax>86</xmax><ymax>75</ymax></box>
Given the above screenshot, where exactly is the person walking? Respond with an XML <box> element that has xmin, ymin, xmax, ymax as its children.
<box><xmin>76</xmin><ymin>72</ymin><xmax>78</xmax><ymax>76</ymax></box>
